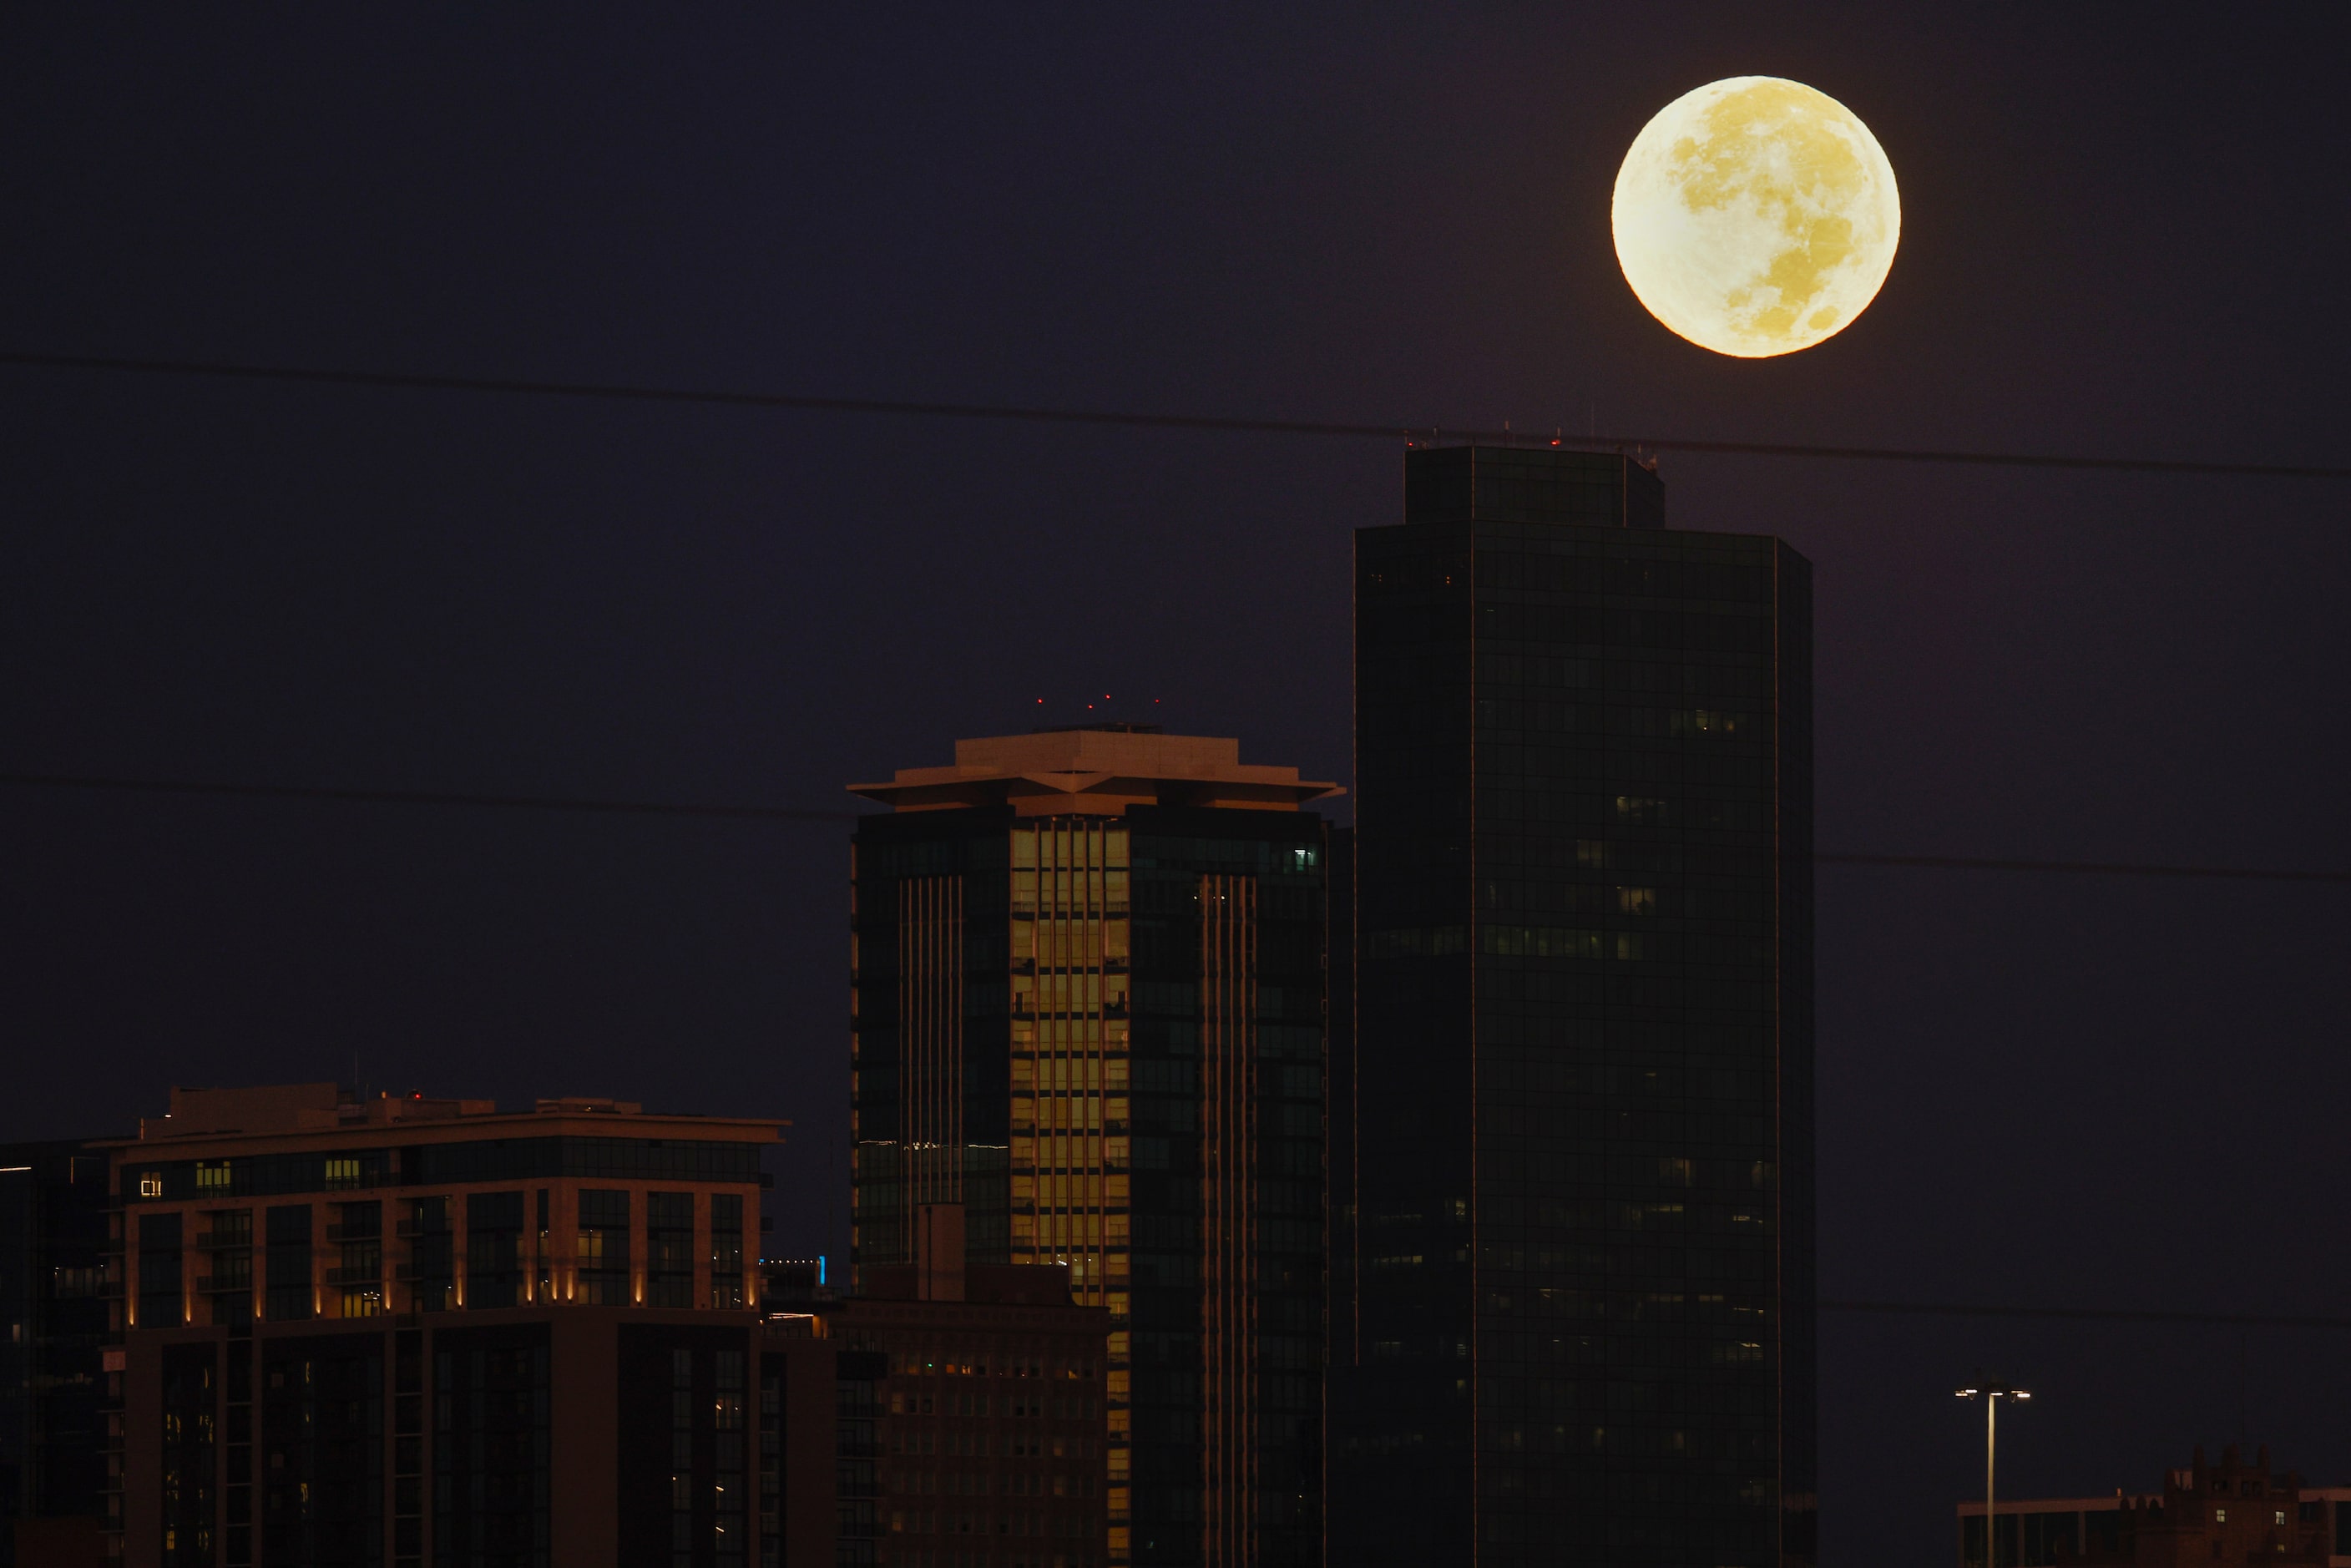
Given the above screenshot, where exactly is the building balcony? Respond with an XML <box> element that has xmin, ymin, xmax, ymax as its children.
<box><xmin>326</xmin><ymin>1264</ymin><xmax>382</xmax><ymax>1286</ymax></box>
<box><xmin>326</xmin><ymin>1222</ymin><xmax>382</xmax><ymax>1243</ymax></box>
<box><xmin>195</xmin><ymin>1232</ymin><xmax>253</xmax><ymax>1252</ymax></box>
<box><xmin>195</xmin><ymin>1273</ymin><xmax>253</xmax><ymax>1293</ymax></box>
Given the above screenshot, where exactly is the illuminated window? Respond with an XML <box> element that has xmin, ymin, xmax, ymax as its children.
<box><xmin>324</xmin><ymin>1157</ymin><xmax>361</xmax><ymax>1191</ymax></box>
<box><xmin>2216</xmin><ymin>1510</ymin><xmax>2227</xmax><ymax>1525</ymax></box>
<box><xmin>1006</xmin><ymin>819</ymin><xmax>1132</xmax><ymax>1313</ymax></box>
<box><xmin>710</xmin><ymin>1194</ymin><xmax>746</xmax><ymax>1309</ymax></box>
<box><xmin>196</xmin><ymin>1161</ymin><xmax>233</xmax><ymax>1193</ymax></box>
<box><xmin>1614</xmin><ymin>795</ymin><xmax>1666</xmax><ymax>824</ymax></box>
<box><xmin>139</xmin><ymin>1174</ymin><xmax>164</xmax><ymax>1199</ymax></box>
<box><xmin>649</xmin><ymin>1191</ymin><xmax>694</xmax><ymax>1307</ymax></box>
<box><xmin>1671</xmin><ymin>707</ymin><xmax>1742</xmax><ymax>736</ymax></box>
<box><xmin>1617</xmin><ymin>887</ymin><xmax>1657</xmax><ymax>915</ymax></box>
<box><xmin>577</xmin><ymin>1186</ymin><xmax>629</xmax><ymax>1307</ymax></box>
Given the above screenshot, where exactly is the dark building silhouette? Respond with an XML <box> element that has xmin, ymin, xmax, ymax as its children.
<box><xmin>103</xmin><ymin>1083</ymin><xmax>842</xmax><ymax>1568</ymax></box>
<box><xmin>1322</xmin><ymin>827</ymin><xmax>1355</xmax><ymax>1396</ymax></box>
<box><xmin>849</xmin><ymin>727</ymin><xmax>1338</xmax><ymax>1568</ymax></box>
<box><xmin>820</xmin><ymin>1202</ymin><xmax>1110</xmax><ymax>1568</ymax></box>
<box><xmin>759</xmin><ymin>1257</ymin><xmax>833</xmax><ymax>1313</ymax></box>
<box><xmin>1332</xmin><ymin>445</ymin><xmax>1816</xmax><ymax>1568</ymax></box>
<box><xmin>1959</xmin><ymin>1445</ymin><xmax>2335</xmax><ymax>1568</ymax></box>
<box><xmin>1</xmin><ymin>1141</ymin><xmax>113</xmax><ymax>1568</ymax></box>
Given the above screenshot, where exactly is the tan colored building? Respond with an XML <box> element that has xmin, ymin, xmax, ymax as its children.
<box><xmin>103</xmin><ymin>1083</ymin><xmax>834</xmax><ymax>1568</ymax></box>
<box><xmin>850</xmin><ymin>726</ymin><xmax>1337</xmax><ymax>1568</ymax></box>
<box><xmin>849</xmin><ymin>727</ymin><xmax>1339</xmax><ymax>819</ymax></box>
<box><xmin>110</xmin><ymin>1084</ymin><xmax>776</xmax><ymax>1329</ymax></box>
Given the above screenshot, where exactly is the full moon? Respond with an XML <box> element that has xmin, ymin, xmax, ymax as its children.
<box><xmin>1611</xmin><ymin>76</ymin><xmax>1900</xmax><ymax>358</ymax></box>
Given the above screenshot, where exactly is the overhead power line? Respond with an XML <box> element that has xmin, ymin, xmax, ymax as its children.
<box><xmin>4</xmin><ymin>349</ymin><xmax>2347</xmax><ymax>482</ymax></box>
<box><xmin>1822</xmin><ymin>1299</ymin><xmax>2351</xmax><ymax>1332</ymax></box>
<box><xmin>1814</xmin><ymin>852</ymin><xmax>2351</xmax><ymax>886</ymax></box>
<box><xmin>4</xmin><ymin>771</ymin><xmax>2343</xmax><ymax>886</ymax></box>
<box><xmin>0</xmin><ymin>771</ymin><xmax>856</xmax><ymax>824</ymax></box>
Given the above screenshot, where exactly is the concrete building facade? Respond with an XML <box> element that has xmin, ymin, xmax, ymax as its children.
<box><xmin>104</xmin><ymin>1084</ymin><xmax>821</xmax><ymax>1568</ymax></box>
<box><xmin>822</xmin><ymin>1203</ymin><xmax>1110</xmax><ymax>1568</ymax></box>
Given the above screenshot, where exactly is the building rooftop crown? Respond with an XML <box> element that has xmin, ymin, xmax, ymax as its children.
<box><xmin>850</xmin><ymin>727</ymin><xmax>1341</xmax><ymax>817</ymax></box>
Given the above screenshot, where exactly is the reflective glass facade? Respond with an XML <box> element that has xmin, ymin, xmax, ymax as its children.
<box><xmin>1334</xmin><ymin>446</ymin><xmax>1815</xmax><ymax>1568</ymax></box>
<box><xmin>852</xmin><ymin>794</ymin><xmax>1327</xmax><ymax>1568</ymax></box>
<box><xmin>0</xmin><ymin>1144</ymin><xmax>109</xmax><ymax>1566</ymax></box>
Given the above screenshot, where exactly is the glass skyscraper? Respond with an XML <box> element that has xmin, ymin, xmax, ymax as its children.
<box><xmin>0</xmin><ymin>1142</ymin><xmax>109</xmax><ymax>1568</ymax></box>
<box><xmin>1332</xmin><ymin>445</ymin><xmax>1816</xmax><ymax>1568</ymax></box>
<box><xmin>850</xmin><ymin>726</ymin><xmax>1337</xmax><ymax>1568</ymax></box>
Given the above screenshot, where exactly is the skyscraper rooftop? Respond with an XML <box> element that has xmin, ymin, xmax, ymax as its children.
<box><xmin>849</xmin><ymin>725</ymin><xmax>1342</xmax><ymax>814</ymax></box>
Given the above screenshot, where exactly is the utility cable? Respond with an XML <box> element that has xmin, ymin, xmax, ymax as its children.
<box><xmin>3</xmin><ymin>770</ymin><xmax>2343</xmax><ymax>885</ymax></box>
<box><xmin>1821</xmin><ymin>1299</ymin><xmax>2351</xmax><ymax>1331</ymax></box>
<box><xmin>0</xmin><ymin>771</ymin><xmax>854</xmax><ymax>824</ymax></box>
<box><xmin>1814</xmin><ymin>852</ymin><xmax>2351</xmax><ymax>886</ymax></box>
<box><xmin>3</xmin><ymin>349</ymin><xmax>2346</xmax><ymax>482</ymax></box>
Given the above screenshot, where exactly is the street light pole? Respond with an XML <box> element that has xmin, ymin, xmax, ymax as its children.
<box><xmin>1957</xmin><ymin>1373</ymin><xmax>2031</xmax><ymax>1568</ymax></box>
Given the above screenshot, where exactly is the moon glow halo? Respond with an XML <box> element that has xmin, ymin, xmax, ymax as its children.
<box><xmin>1611</xmin><ymin>77</ymin><xmax>1900</xmax><ymax>358</ymax></box>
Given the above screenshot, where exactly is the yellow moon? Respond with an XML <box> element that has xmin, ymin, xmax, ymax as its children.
<box><xmin>1612</xmin><ymin>76</ymin><xmax>1900</xmax><ymax>357</ymax></box>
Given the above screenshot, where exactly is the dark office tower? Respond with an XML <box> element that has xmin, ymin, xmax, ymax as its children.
<box><xmin>1322</xmin><ymin>828</ymin><xmax>1356</xmax><ymax>1393</ymax></box>
<box><xmin>0</xmin><ymin>1142</ymin><xmax>112</xmax><ymax>1568</ymax></box>
<box><xmin>1333</xmin><ymin>445</ymin><xmax>1816</xmax><ymax>1568</ymax></box>
<box><xmin>850</xmin><ymin>726</ymin><xmax>1339</xmax><ymax>1568</ymax></box>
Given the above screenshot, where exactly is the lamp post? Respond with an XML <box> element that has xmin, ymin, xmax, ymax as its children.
<box><xmin>1956</xmin><ymin>1373</ymin><xmax>2030</xmax><ymax>1568</ymax></box>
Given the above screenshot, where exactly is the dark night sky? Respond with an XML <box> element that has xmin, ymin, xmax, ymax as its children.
<box><xmin>4</xmin><ymin>7</ymin><xmax>2347</xmax><ymax>1560</ymax></box>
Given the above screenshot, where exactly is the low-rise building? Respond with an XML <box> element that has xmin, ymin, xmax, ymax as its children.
<box><xmin>822</xmin><ymin>1205</ymin><xmax>1110</xmax><ymax>1568</ymax></box>
<box><xmin>1958</xmin><ymin>1446</ymin><xmax>2338</xmax><ymax>1568</ymax></box>
<box><xmin>104</xmin><ymin>1082</ymin><xmax>842</xmax><ymax>1568</ymax></box>
<box><xmin>104</xmin><ymin>1088</ymin><xmax>1115</xmax><ymax>1568</ymax></box>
